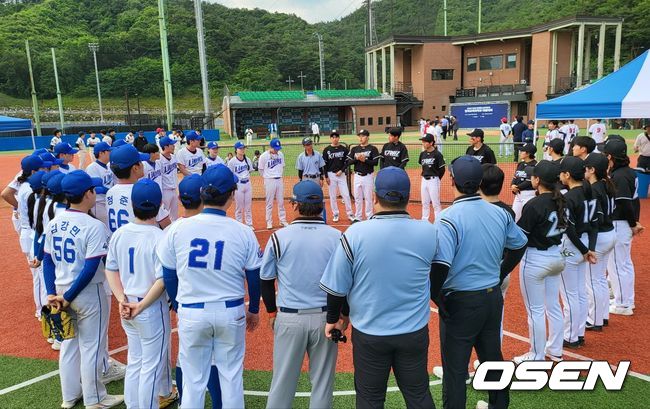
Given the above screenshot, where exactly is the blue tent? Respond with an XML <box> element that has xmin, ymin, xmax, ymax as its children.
<box><xmin>0</xmin><ymin>115</ymin><xmax>32</xmax><ymax>132</ymax></box>
<box><xmin>536</xmin><ymin>50</ymin><xmax>650</xmax><ymax>119</ymax></box>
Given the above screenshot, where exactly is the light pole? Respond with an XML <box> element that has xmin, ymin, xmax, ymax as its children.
<box><xmin>314</xmin><ymin>33</ymin><xmax>325</xmax><ymax>90</ymax></box>
<box><xmin>298</xmin><ymin>71</ymin><xmax>307</xmax><ymax>91</ymax></box>
<box><xmin>88</xmin><ymin>43</ymin><xmax>104</xmax><ymax>123</ymax></box>
<box><xmin>285</xmin><ymin>76</ymin><xmax>295</xmax><ymax>91</ymax></box>
<box><xmin>193</xmin><ymin>0</ymin><xmax>211</xmax><ymax>128</ymax></box>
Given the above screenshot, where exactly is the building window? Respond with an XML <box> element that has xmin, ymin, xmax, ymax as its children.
<box><xmin>431</xmin><ymin>69</ymin><xmax>454</xmax><ymax>80</ymax></box>
<box><xmin>506</xmin><ymin>54</ymin><xmax>517</xmax><ymax>69</ymax></box>
<box><xmin>360</xmin><ymin>117</ymin><xmax>365</xmax><ymax>126</ymax></box>
<box><xmin>442</xmin><ymin>105</ymin><xmax>446</xmax><ymax>112</ymax></box>
<box><xmin>378</xmin><ymin>116</ymin><xmax>383</xmax><ymax>125</ymax></box>
<box><xmin>517</xmin><ymin>101</ymin><xmax>529</xmax><ymax>116</ymax></box>
<box><xmin>467</xmin><ymin>57</ymin><xmax>477</xmax><ymax>72</ymax></box>
<box><xmin>386</xmin><ymin>116</ymin><xmax>391</xmax><ymax>124</ymax></box>
<box><xmin>479</xmin><ymin>55</ymin><xmax>503</xmax><ymax>70</ymax></box>
<box><xmin>368</xmin><ymin>117</ymin><xmax>374</xmax><ymax>126</ymax></box>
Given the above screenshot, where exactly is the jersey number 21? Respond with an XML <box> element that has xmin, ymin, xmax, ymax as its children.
<box><xmin>189</xmin><ymin>239</ymin><xmax>225</xmax><ymax>270</ymax></box>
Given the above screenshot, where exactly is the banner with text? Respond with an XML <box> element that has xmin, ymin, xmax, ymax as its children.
<box><xmin>451</xmin><ymin>102</ymin><xmax>509</xmax><ymax>129</ymax></box>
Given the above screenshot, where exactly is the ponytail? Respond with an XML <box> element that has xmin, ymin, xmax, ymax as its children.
<box><xmin>27</xmin><ymin>192</ymin><xmax>37</xmax><ymax>229</ymax></box>
<box><xmin>17</xmin><ymin>171</ymin><xmax>30</xmax><ymax>184</ymax></box>
<box><xmin>35</xmin><ymin>191</ymin><xmax>48</xmax><ymax>236</ymax></box>
<box><xmin>540</xmin><ymin>179</ymin><xmax>568</xmax><ymax>230</ymax></box>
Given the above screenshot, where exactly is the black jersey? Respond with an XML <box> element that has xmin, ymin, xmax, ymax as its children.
<box><xmin>591</xmin><ymin>180</ymin><xmax>614</xmax><ymax>233</ymax></box>
<box><xmin>492</xmin><ymin>201</ymin><xmax>516</xmax><ymax>219</ymax></box>
<box><xmin>322</xmin><ymin>145</ymin><xmax>349</xmax><ymax>173</ymax></box>
<box><xmin>465</xmin><ymin>144</ymin><xmax>497</xmax><ymax>164</ymax></box>
<box><xmin>380</xmin><ymin>141</ymin><xmax>409</xmax><ymax>169</ymax></box>
<box><xmin>564</xmin><ymin>185</ymin><xmax>597</xmax><ymax>236</ymax></box>
<box><xmin>418</xmin><ymin>149</ymin><xmax>446</xmax><ymax>178</ymax></box>
<box><xmin>512</xmin><ymin>160</ymin><xmax>537</xmax><ymax>191</ymax></box>
<box><xmin>348</xmin><ymin>144</ymin><xmax>380</xmax><ymax>174</ymax></box>
<box><xmin>518</xmin><ymin>192</ymin><xmax>566</xmax><ymax>249</ymax></box>
<box><xmin>610</xmin><ymin>165</ymin><xmax>638</xmax><ymax>222</ymax></box>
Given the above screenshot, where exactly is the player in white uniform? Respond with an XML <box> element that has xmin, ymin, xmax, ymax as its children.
<box><xmin>105</xmin><ymin>145</ymin><xmax>171</xmax><ymax>233</ymax></box>
<box><xmin>258</xmin><ymin>138</ymin><xmax>288</xmax><ymax>229</ymax></box>
<box><xmin>227</xmin><ymin>141</ymin><xmax>254</xmax><ymax>228</ymax></box>
<box><xmin>244</xmin><ymin>128</ymin><xmax>254</xmax><ymax>146</ymax></box>
<box><xmin>85</xmin><ymin>142</ymin><xmax>114</xmax><ymax>227</ymax></box>
<box><xmin>75</xmin><ymin>131</ymin><xmax>87</xmax><ymax>169</ymax></box>
<box><xmin>418</xmin><ymin>134</ymin><xmax>445</xmax><ymax>221</ymax></box>
<box><xmin>54</xmin><ymin>143</ymin><xmax>79</xmax><ymax>174</ymax></box>
<box><xmin>125</xmin><ymin>131</ymin><xmax>135</xmax><ymax>145</ymax></box>
<box><xmin>102</xmin><ymin>131</ymin><xmax>113</xmax><ymax>146</ymax></box>
<box><xmin>155</xmin><ymin>128</ymin><xmax>166</xmax><ymax>149</ymax></box>
<box><xmin>141</xmin><ymin>143</ymin><xmax>163</xmax><ymax>190</ymax></box>
<box><xmin>105</xmin><ymin>179</ymin><xmax>177</xmax><ymax>409</ymax></box>
<box><xmin>589</xmin><ymin>119</ymin><xmax>607</xmax><ymax>145</ymax></box>
<box><xmin>205</xmin><ymin>141</ymin><xmax>226</xmax><ymax>168</ymax></box>
<box><xmin>50</xmin><ymin>130</ymin><xmax>62</xmax><ymax>151</ymax></box>
<box><xmin>568</xmin><ymin>120</ymin><xmax>580</xmax><ymax>143</ymax></box>
<box><xmin>87</xmin><ymin>131</ymin><xmax>100</xmax><ymax>164</ymax></box>
<box><xmin>543</xmin><ymin>121</ymin><xmax>561</xmax><ymax>161</ymax></box>
<box><xmin>42</xmin><ymin>170</ymin><xmax>123</xmax><ymax>409</ymax></box>
<box><xmin>176</xmin><ymin>131</ymin><xmax>206</xmax><ymax>176</ymax></box>
<box><xmin>159</xmin><ymin>136</ymin><xmax>180</xmax><ymax>221</ymax></box>
<box><xmin>157</xmin><ymin>164</ymin><xmax>263</xmax><ymax>409</ymax></box>
<box><xmin>499</xmin><ymin>117</ymin><xmax>513</xmax><ymax>157</ymax></box>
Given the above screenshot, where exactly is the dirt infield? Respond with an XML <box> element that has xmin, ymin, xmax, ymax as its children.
<box><xmin>0</xmin><ymin>153</ymin><xmax>648</xmax><ymax>377</ymax></box>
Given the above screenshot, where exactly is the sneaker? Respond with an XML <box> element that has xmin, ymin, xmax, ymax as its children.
<box><xmin>609</xmin><ymin>305</ymin><xmax>633</xmax><ymax>316</ymax></box>
<box><xmin>47</xmin><ymin>337</ymin><xmax>55</xmax><ymax>344</ymax></box>
<box><xmin>280</xmin><ymin>221</ymin><xmax>289</xmax><ymax>227</ymax></box>
<box><xmin>347</xmin><ymin>214</ymin><xmax>355</xmax><ymax>222</ymax></box>
<box><xmin>603</xmin><ymin>319</ymin><xmax>609</xmax><ymax>326</ymax></box>
<box><xmin>432</xmin><ymin>366</ymin><xmax>444</xmax><ymax>379</ymax></box>
<box><xmin>159</xmin><ymin>387</ymin><xmax>179</xmax><ymax>409</ymax></box>
<box><xmin>513</xmin><ymin>352</ymin><xmax>536</xmax><ymax>364</ymax></box>
<box><xmin>51</xmin><ymin>340</ymin><xmax>61</xmax><ymax>351</ymax></box>
<box><xmin>476</xmin><ymin>401</ymin><xmax>489</xmax><ymax>409</ymax></box>
<box><xmin>266</xmin><ymin>223</ymin><xmax>273</xmax><ymax>230</ymax></box>
<box><xmin>585</xmin><ymin>322</ymin><xmax>603</xmax><ymax>332</ymax></box>
<box><xmin>547</xmin><ymin>354</ymin><xmax>563</xmax><ymax>362</ymax></box>
<box><xmin>631</xmin><ymin>304</ymin><xmax>636</xmax><ymax>310</ymax></box>
<box><xmin>578</xmin><ymin>336</ymin><xmax>585</xmax><ymax>346</ymax></box>
<box><xmin>61</xmin><ymin>396</ymin><xmax>82</xmax><ymax>409</ymax></box>
<box><xmin>85</xmin><ymin>394</ymin><xmax>124</xmax><ymax>409</ymax></box>
<box><xmin>332</xmin><ymin>215</ymin><xmax>339</xmax><ymax>222</ymax></box>
<box><xmin>101</xmin><ymin>360</ymin><xmax>126</xmax><ymax>384</ymax></box>
<box><xmin>473</xmin><ymin>359</ymin><xmax>480</xmax><ymax>370</ymax></box>
<box><xmin>563</xmin><ymin>340</ymin><xmax>581</xmax><ymax>349</ymax></box>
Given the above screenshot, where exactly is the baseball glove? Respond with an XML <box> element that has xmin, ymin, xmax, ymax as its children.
<box><xmin>41</xmin><ymin>306</ymin><xmax>75</xmax><ymax>342</ymax></box>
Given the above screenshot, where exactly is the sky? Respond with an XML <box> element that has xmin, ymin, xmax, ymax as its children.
<box><xmin>209</xmin><ymin>0</ymin><xmax>363</xmax><ymax>23</ymax></box>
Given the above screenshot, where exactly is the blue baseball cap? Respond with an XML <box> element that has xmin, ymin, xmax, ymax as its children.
<box><xmin>234</xmin><ymin>141</ymin><xmax>246</xmax><ymax>150</ymax></box>
<box><xmin>131</xmin><ymin>178</ymin><xmax>162</xmax><ymax>211</ymax></box>
<box><xmin>93</xmin><ymin>142</ymin><xmax>113</xmax><ymax>156</ymax></box>
<box><xmin>270</xmin><ymin>138</ymin><xmax>282</xmax><ymax>150</ymax></box>
<box><xmin>110</xmin><ymin>145</ymin><xmax>149</xmax><ymax>170</ymax></box>
<box><xmin>54</xmin><ymin>142</ymin><xmax>79</xmax><ymax>156</ymax></box>
<box><xmin>186</xmin><ymin>131</ymin><xmax>201</xmax><ymax>141</ymax></box>
<box><xmin>159</xmin><ymin>136</ymin><xmax>175</xmax><ymax>148</ymax></box>
<box><xmin>449</xmin><ymin>155</ymin><xmax>483</xmax><ymax>189</ymax></box>
<box><xmin>47</xmin><ymin>172</ymin><xmax>66</xmax><ymax>195</ymax></box>
<box><xmin>42</xmin><ymin>170</ymin><xmax>62</xmax><ymax>189</ymax></box>
<box><xmin>202</xmin><ymin>164</ymin><xmax>238</xmax><ymax>194</ymax></box>
<box><xmin>21</xmin><ymin>155</ymin><xmax>45</xmax><ymax>173</ymax></box>
<box><xmin>112</xmin><ymin>139</ymin><xmax>127</xmax><ymax>148</ymax></box>
<box><xmin>207</xmin><ymin>141</ymin><xmax>219</xmax><ymax>149</ymax></box>
<box><xmin>179</xmin><ymin>174</ymin><xmax>203</xmax><ymax>206</ymax></box>
<box><xmin>28</xmin><ymin>170</ymin><xmax>47</xmax><ymax>191</ymax></box>
<box><xmin>61</xmin><ymin>170</ymin><xmax>103</xmax><ymax>197</ymax></box>
<box><xmin>40</xmin><ymin>152</ymin><xmax>65</xmax><ymax>166</ymax></box>
<box><xmin>292</xmin><ymin>180</ymin><xmax>323</xmax><ymax>204</ymax></box>
<box><xmin>33</xmin><ymin>148</ymin><xmax>48</xmax><ymax>156</ymax></box>
<box><xmin>375</xmin><ymin>166</ymin><xmax>410</xmax><ymax>202</ymax></box>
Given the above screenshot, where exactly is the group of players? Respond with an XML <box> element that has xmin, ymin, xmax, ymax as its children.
<box><xmin>2</xmin><ymin>122</ymin><xmax>644</xmax><ymax>409</ymax></box>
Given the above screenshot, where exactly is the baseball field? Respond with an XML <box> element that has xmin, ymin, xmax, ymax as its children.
<box><xmin>0</xmin><ymin>130</ymin><xmax>648</xmax><ymax>408</ymax></box>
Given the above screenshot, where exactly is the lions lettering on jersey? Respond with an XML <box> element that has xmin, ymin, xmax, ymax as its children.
<box><xmin>162</xmin><ymin>162</ymin><xmax>176</xmax><ymax>175</ymax></box>
<box><xmin>267</xmin><ymin>157</ymin><xmax>283</xmax><ymax>168</ymax></box>
<box><xmin>233</xmin><ymin>163</ymin><xmax>250</xmax><ymax>174</ymax></box>
<box><xmin>187</xmin><ymin>156</ymin><xmax>204</xmax><ymax>168</ymax></box>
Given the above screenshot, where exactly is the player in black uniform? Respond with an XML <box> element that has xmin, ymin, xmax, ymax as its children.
<box><xmin>466</xmin><ymin>129</ymin><xmax>497</xmax><ymax>164</ymax></box>
<box><xmin>379</xmin><ymin>127</ymin><xmax>409</xmax><ymax>169</ymax></box>
<box><xmin>584</xmin><ymin>153</ymin><xmax>616</xmax><ymax>330</ymax></box>
<box><xmin>347</xmin><ymin>130</ymin><xmax>380</xmax><ymax>220</ymax></box>
<box><xmin>514</xmin><ymin>160</ymin><xmax>567</xmax><ymax>363</ymax></box>
<box><xmin>323</xmin><ymin>131</ymin><xmax>353</xmax><ymax>222</ymax></box>
<box><xmin>418</xmin><ymin>134</ymin><xmax>445</xmax><ymax>221</ymax></box>
<box><xmin>603</xmin><ymin>138</ymin><xmax>644</xmax><ymax>317</ymax></box>
<box><xmin>511</xmin><ymin>143</ymin><xmax>537</xmax><ymax>221</ymax></box>
<box><xmin>558</xmin><ymin>156</ymin><xmax>598</xmax><ymax>348</ymax></box>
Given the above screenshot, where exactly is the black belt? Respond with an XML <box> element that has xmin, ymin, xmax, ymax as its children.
<box><xmin>279</xmin><ymin>306</ymin><xmax>327</xmax><ymax>313</ymax></box>
<box><xmin>303</xmin><ymin>174</ymin><xmax>320</xmax><ymax>178</ymax></box>
<box><xmin>355</xmin><ymin>172</ymin><xmax>372</xmax><ymax>176</ymax></box>
<box><xmin>446</xmin><ymin>285</ymin><xmax>500</xmax><ymax>296</ymax></box>
<box><xmin>423</xmin><ymin>175</ymin><xmax>437</xmax><ymax>180</ymax></box>
<box><xmin>272</xmin><ymin>177</ymin><xmax>281</xmax><ymax>180</ymax></box>
<box><xmin>238</xmin><ymin>179</ymin><xmax>249</xmax><ymax>184</ymax></box>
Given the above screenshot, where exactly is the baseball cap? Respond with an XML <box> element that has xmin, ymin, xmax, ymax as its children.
<box><xmin>185</xmin><ymin>131</ymin><xmax>201</xmax><ymax>141</ymax></box>
<box><xmin>21</xmin><ymin>155</ymin><xmax>45</xmax><ymax>173</ymax></box>
<box><xmin>46</xmin><ymin>172</ymin><xmax>66</xmax><ymax>195</ymax></box>
<box><xmin>131</xmin><ymin>178</ymin><xmax>162</xmax><ymax>211</ymax></box>
<box><xmin>330</xmin><ymin>130</ymin><xmax>340</xmax><ymax>137</ymax></box>
<box><xmin>33</xmin><ymin>148</ymin><xmax>48</xmax><ymax>156</ymax></box>
<box><xmin>159</xmin><ymin>136</ymin><xmax>175</xmax><ymax>148</ymax></box>
<box><xmin>527</xmin><ymin>119</ymin><xmax>535</xmax><ymax>125</ymax></box>
<box><xmin>388</xmin><ymin>127</ymin><xmax>402</xmax><ymax>137</ymax></box>
<box><xmin>112</xmin><ymin>139</ymin><xmax>127</xmax><ymax>148</ymax></box>
<box><xmin>42</xmin><ymin>170</ymin><xmax>62</xmax><ymax>189</ymax></box>
<box><xmin>548</xmin><ymin>138</ymin><xmax>565</xmax><ymax>154</ymax></box>
<box><xmin>179</xmin><ymin>174</ymin><xmax>203</xmax><ymax>206</ymax></box>
<box><xmin>61</xmin><ymin>170</ymin><xmax>103</xmax><ymax>197</ymax></box>
<box><xmin>207</xmin><ymin>141</ymin><xmax>219</xmax><ymax>149</ymax></box>
<box><xmin>39</xmin><ymin>152</ymin><xmax>65</xmax><ymax>166</ymax></box>
<box><xmin>270</xmin><ymin>138</ymin><xmax>282</xmax><ymax>150</ymax></box>
<box><xmin>357</xmin><ymin>129</ymin><xmax>370</xmax><ymax>136</ymax></box>
<box><xmin>584</xmin><ymin>152</ymin><xmax>609</xmax><ymax>174</ymax></box>
<box><xmin>467</xmin><ymin>129</ymin><xmax>484</xmax><ymax>138</ymax></box>
<box><xmin>449</xmin><ymin>155</ymin><xmax>483</xmax><ymax>189</ymax></box>
<box><xmin>234</xmin><ymin>141</ymin><xmax>246</xmax><ymax>150</ymax></box>
<box><xmin>559</xmin><ymin>156</ymin><xmax>586</xmax><ymax>179</ymax></box>
<box><xmin>292</xmin><ymin>180</ymin><xmax>324</xmax><ymax>204</ymax></box>
<box><xmin>54</xmin><ymin>142</ymin><xmax>79</xmax><ymax>156</ymax></box>
<box><xmin>602</xmin><ymin>138</ymin><xmax>627</xmax><ymax>156</ymax></box>
<box><xmin>301</xmin><ymin>137</ymin><xmax>312</xmax><ymax>146</ymax></box>
<box><xmin>202</xmin><ymin>164</ymin><xmax>238</xmax><ymax>194</ymax></box>
<box><xmin>533</xmin><ymin>160</ymin><xmax>560</xmax><ymax>184</ymax></box>
<box><xmin>374</xmin><ymin>166</ymin><xmax>410</xmax><ymax>203</ymax></box>
<box><xmin>155</xmin><ymin>127</ymin><xmax>164</xmax><ymax>133</ymax></box>
<box><xmin>420</xmin><ymin>133</ymin><xmax>435</xmax><ymax>143</ymax></box>
<box><xmin>110</xmin><ymin>145</ymin><xmax>149</xmax><ymax>170</ymax></box>
<box><xmin>93</xmin><ymin>142</ymin><xmax>113</xmax><ymax>156</ymax></box>
<box><xmin>501</xmin><ymin>117</ymin><xmax>508</xmax><ymax>123</ymax></box>
<box><xmin>520</xmin><ymin>143</ymin><xmax>537</xmax><ymax>154</ymax></box>
<box><xmin>28</xmin><ymin>170</ymin><xmax>46</xmax><ymax>191</ymax></box>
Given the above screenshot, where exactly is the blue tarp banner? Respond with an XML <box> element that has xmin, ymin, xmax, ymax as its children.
<box><xmin>450</xmin><ymin>102</ymin><xmax>509</xmax><ymax>129</ymax></box>
<box><xmin>0</xmin><ymin>115</ymin><xmax>32</xmax><ymax>132</ymax></box>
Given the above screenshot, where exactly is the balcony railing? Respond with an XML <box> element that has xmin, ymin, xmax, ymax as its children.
<box><xmin>456</xmin><ymin>83</ymin><xmax>528</xmax><ymax>98</ymax></box>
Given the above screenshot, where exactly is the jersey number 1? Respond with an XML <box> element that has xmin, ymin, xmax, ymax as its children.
<box><xmin>188</xmin><ymin>239</ymin><xmax>225</xmax><ymax>270</ymax></box>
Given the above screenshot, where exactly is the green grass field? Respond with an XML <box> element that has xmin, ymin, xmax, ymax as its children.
<box><xmin>0</xmin><ymin>356</ymin><xmax>647</xmax><ymax>409</ymax></box>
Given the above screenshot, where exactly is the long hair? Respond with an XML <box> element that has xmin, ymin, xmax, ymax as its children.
<box><xmin>540</xmin><ymin>179</ymin><xmax>568</xmax><ymax>230</ymax></box>
<box><xmin>27</xmin><ymin>191</ymin><xmax>39</xmax><ymax>229</ymax></box>
<box><xmin>35</xmin><ymin>190</ymin><xmax>49</xmax><ymax>236</ymax></box>
<box><xmin>17</xmin><ymin>171</ymin><xmax>30</xmax><ymax>184</ymax></box>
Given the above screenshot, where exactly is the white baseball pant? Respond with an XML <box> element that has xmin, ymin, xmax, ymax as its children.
<box><xmin>12</xmin><ymin>210</ymin><xmax>20</xmax><ymax>232</ymax></box>
<box><xmin>512</xmin><ymin>190</ymin><xmax>536</xmax><ymax>222</ymax></box>
<box><xmin>93</xmin><ymin>201</ymin><xmax>108</xmax><ymax>227</ymax></box>
<box><xmin>608</xmin><ymin>221</ymin><xmax>635</xmax><ymax>308</ymax></box>
<box><xmin>178</xmin><ymin>302</ymin><xmax>246</xmax><ymax>409</ymax></box>
<box><xmin>122</xmin><ymin>296</ymin><xmax>172</xmax><ymax>409</ymax></box>
<box><xmin>162</xmin><ymin>188</ymin><xmax>179</xmax><ymax>221</ymax></box>
<box><xmin>327</xmin><ymin>172</ymin><xmax>352</xmax><ymax>218</ymax></box>
<box><xmin>87</xmin><ymin>147</ymin><xmax>95</xmax><ymax>163</ymax></box>
<box><xmin>264</xmin><ymin>178</ymin><xmax>286</xmax><ymax>226</ymax></box>
<box><xmin>58</xmin><ymin>283</ymin><xmax>109</xmax><ymax>406</ymax></box>
<box><xmin>519</xmin><ymin>246</ymin><xmax>565</xmax><ymax>360</ymax></box>
<box><xmin>353</xmin><ymin>174</ymin><xmax>374</xmax><ymax>220</ymax></box>
<box><xmin>499</xmin><ymin>135</ymin><xmax>512</xmax><ymax>156</ymax></box>
<box><xmin>234</xmin><ymin>181</ymin><xmax>253</xmax><ymax>226</ymax></box>
<box><xmin>587</xmin><ymin>230</ymin><xmax>615</xmax><ymax>326</ymax></box>
<box><xmin>560</xmin><ymin>233</ymin><xmax>588</xmax><ymax>342</ymax></box>
<box><xmin>421</xmin><ymin>176</ymin><xmax>441</xmax><ymax>221</ymax></box>
<box><xmin>78</xmin><ymin>151</ymin><xmax>87</xmax><ymax>170</ymax></box>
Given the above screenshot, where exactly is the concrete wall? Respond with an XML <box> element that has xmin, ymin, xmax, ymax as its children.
<box><xmin>413</xmin><ymin>43</ymin><xmax>462</xmax><ymax>120</ymax></box>
<box><xmin>463</xmin><ymin>38</ymin><xmax>526</xmax><ymax>88</ymax></box>
<box><xmin>354</xmin><ymin>104</ymin><xmax>397</xmax><ymax>133</ymax></box>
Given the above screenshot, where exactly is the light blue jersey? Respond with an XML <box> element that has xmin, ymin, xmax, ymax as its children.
<box><xmin>295</xmin><ymin>151</ymin><xmax>325</xmax><ymax>176</ymax></box>
<box><xmin>434</xmin><ymin>195</ymin><xmax>527</xmax><ymax>293</ymax></box>
<box><xmin>320</xmin><ymin>213</ymin><xmax>437</xmax><ymax>336</ymax></box>
<box><xmin>260</xmin><ymin>219</ymin><xmax>340</xmax><ymax>309</ymax></box>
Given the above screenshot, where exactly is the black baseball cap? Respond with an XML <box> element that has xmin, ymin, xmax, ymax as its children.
<box><xmin>330</xmin><ymin>130</ymin><xmax>340</xmax><ymax>137</ymax></box>
<box><xmin>467</xmin><ymin>128</ymin><xmax>484</xmax><ymax>138</ymax></box>
<box><xmin>520</xmin><ymin>143</ymin><xmax>537</xmax><ymax>154</ymax></box>
<box><xmin>532</xmin><ymin>160</ymin><xmax>560</xmax><ymax>184</ymax></box>
<box><xmin>357</xmin><ymin>129</ymin><xmax>370</xmax><ymax>136</ymax></box>
<box><xmin>603</xmin><ymin>138</ymin><xmax>627</xmax><ymax>156</ymax></box>
<box><xmin>527</xmin><ymin>119</ymin><xmax>535</xmax><ymax>125</ymax></box>
<box><xmin>449</xmin><ymin>155</ymin><xmax>483</xmax><ymax>189</ymax></box>
<box><xmin>301</xmin><ymin>137</ymin><xmax>313</xmax><ymax>146</ymax></box>
<box><xmin>548</xmin><ymin>139</ymin><xmax>565</xmax><ymax>155</ymax></box>
<box><xmin>420</xmin><ymin>133</ymin><xmax>435</xmax><ymax>143</ymax></box>
<box><xmin>559</xmin><ymin>156</ymin><xmax>585</xmax><ymax>180</ymax></box>
<box><xmin>606</xmin><ymin>134</ymin><xmax>625</xmax><ymax>143</ymax></box>
<box><xmin>584</xmin><ymin>152</ymin><xmax>609</xmax><ymax>174</ymax></box>
<box><xmin>388</xmin><ymin>127</ymin><xmax>402</xmax><ymax>137</ymax></box>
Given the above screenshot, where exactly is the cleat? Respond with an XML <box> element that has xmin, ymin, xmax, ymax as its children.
<box><xmin>563</xmin><ymin>340</ymin><xmax>581</xmax><ymax>349</ymax></box>
<box><xmin>603</xmin><ymin>319</ymin><xmax>609</xmax><ymax>326</ymax></box>
<box><xmin>332</xmin><ymin>215</ymin><xmax>339</xmax><ymax>223</ymax></box>
<box><xmin>609</xmin><ymin>306</ymin><xmax>633</xmax><ymax>316</ymax></box>
<box><xmin>585</xmin><ymin>322</ymin><xmax>603</xmax><ymax>332</ymax></box>
<box><xmin>159</xmin><ymin>387</ymin><xmax>179</xmax><ymax>409</ymax></box>
<box><xmin>547</xmin><ymin>354</ymin><xmax>563</xmax><ymax>362</ymax></box>
<box><xmin>85</xmin><ymin>394</ymin><xmax>124</xmax><ymax>409</ymax></box>
<box><xmin>266</xmin><ymin>223</ymin><xmax>273</xmax><ymax>230</ymax></box>
<box><xmin>476</xmin><ymin>400</ymin><xmax>489</xmax><ymax>409</ymax></box>
<box><xmin>61</xmin><ymin>396</ymin><xmax>82</xmax><ymax>409</ymax></box>
<box><xmin>101</xmin><ymin>360</ymin><xmax>126</xmax><ymax>384</ymax></box>
<box><xmin>513</xmin><ymin>352</ymin><xmax>536</xmax><ymax>364</ymax></box>
<box><xmin>51</xmin><ymin>340</ymin><xmax>61</xmax><ymax>351</ymax></box>
<box><xmin>280</xmin><ymin>221</ymin><xmax>289</xmax><ymax>227</ymax></box>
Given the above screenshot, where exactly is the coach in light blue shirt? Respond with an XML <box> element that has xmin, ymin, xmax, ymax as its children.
<box><xmin>431</xmin><ymin>155</ymin><xmax>527</xmax><ymax>409</ymax></box>
<box><xmin>320</xmin><ymin>166</ymin><xmax>437</xmax><ymax>409</ymax></box>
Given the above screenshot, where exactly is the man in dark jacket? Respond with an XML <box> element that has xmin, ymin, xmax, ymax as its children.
<box><xmin>134</xmin><ymin>130</ymin><xmax>149</xmax><ymax>152</ymax></box>
<box><xmin>512</xmin><ymin>116</ymin><xmax>527</xmax><ymax>162</ymax></box>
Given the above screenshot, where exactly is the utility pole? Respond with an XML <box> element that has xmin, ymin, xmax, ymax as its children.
<box><xmin>344</xmin><ymin>78</ymin><xmax>347</xmax><ymax>89</ymax></box>
<box><xmin>158</xmin><ymin>0</ymin><xmax>174</xmax><ymax>128</ymax></box>
<box><xmin>298</xmin><ymin>71</ymin><xmax>307</xmax><ymax>91</ymax></box>
<box><xmin>314</xmin><ymin>33</ymin><xmax>325</xmax><ymax>90</ymax></box>
<box><xmin>25</xmin><ymin>40</ymin><xmax>41</xmax><ymax>136</ymax></box>
<box><xmin>88</xmin><ymin>43</ymin><xmax>104</xmax><ymax>123</ymax></box>
<box><xmin>478</xmin><ymin>0</ymin><xmax>482</xmax><ymax>34</ymax></box>
<box><xmin>193</xmin><ymin>0</ymin><xmax>211</xmax><ymax>128</ymax></box>
<box><xmin>125</xmin><ymin>89</ymin><xmax>131</xmax><ymax>126</ymax></box>
<box><xmin>51</xmin><ymin>48</ymin><xmax>65</xmax><ymax>133</ymax></box>
<box><xmin>136</xmin><ymin>93</ymin><xmax>142</xmax><ymax>127</ymax></box>
<box><xmin>367</xmin><ymin>0</ymin><xmax>374</xmax><ymax>46</ymax></box>
<box><xmin>444</xmin><ymin>0</ymin><xmax>448</xmax><ymax>36</ymax></box>
<box><xmin>285</xmin><ymin>76</ymin><xmax>295</xmax><ymax>91</ymax></box>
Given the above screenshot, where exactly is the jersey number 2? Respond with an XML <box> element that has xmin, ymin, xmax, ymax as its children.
<box><xmin>188</xmin><ymin>239</ymin><xmax>225</xmax><ymax>270</ymax></box>
<box><xmin>547</xmin><ymin>211</ymin><xmax>567</xmax><ymax>237</ymax></box>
